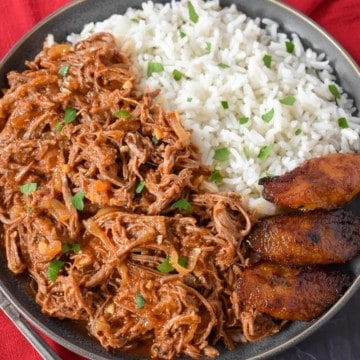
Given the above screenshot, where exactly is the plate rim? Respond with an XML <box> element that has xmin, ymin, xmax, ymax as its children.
<box><xmin>0</xmin><ymin>0</ymin><xmax>359</xmax><ymax>359</ymax></box>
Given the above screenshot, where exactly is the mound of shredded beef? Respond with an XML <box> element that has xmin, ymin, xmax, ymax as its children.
<box><xmin>0</xmin><ymin>33</ymin><xmax>279</xmax><ymax>359</ymax></box>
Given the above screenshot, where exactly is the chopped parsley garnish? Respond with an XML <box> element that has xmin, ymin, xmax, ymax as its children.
<box><xmin>61</xmin><ymin>243</ymin><xmax>81</xmax><ymax>254</ymax></box>
<box><xmin>328</xmin><ymin>84</ymin><xmax>341</xmax><ymax>99</ymax></box>
<box><xmin>171</xmin><ymin>198</ymin><xmax>193</xmax><ymax>213</ymax></box>
<box><xmin>54</xmin><ymin>123</ymin><xmax>63</xmax><ymax>133</ymax></box>
<box><xmin>47</xmin><ymin>260</ymin><xmax>64</xmax><ymax>282</ymax></box>
<box><xmin>172</xmin><ymin>69</ymin><xmax>183</xmax><ymax>81</ymax></box>
<box><xmin>178</xmin><ymin>255</ymin><xmax>188</xmax><ymax>268</ymax></box>
<box><xmin>209</xmin><ymin>169</ymin><xmax>223</xmax><ymax>184</ymax></box>
<box><xmin>258</xmin><ymin>145</ymin><xmax>273</xmax><ymax>160</ymax></box>
<box><xmin>58</xmin><ymin>64</ymin><xmax>70</xmax><ymax>77</ymax></box>
<box><xmin>64</xmin><ymin>107</ymin><xmax>77</xmax><ymax>124</ymax></box>
<box><xmin>261</xmin><ymin>108</ymin><xmax>275</xmax><ymax>123</ymax></box>
<box><xmin>243</xmin><ymin>145</ymin><xmax>250</xmax><ymax>158</ymax></box>
<box><xmin>213</xmin><ymin>147</ymin><xmax>230</xmax><ymax>161</ymax></box>
<box><xmin>295</xmin><ymin>128</ymin><xmax>302</xmax><ymax>136</ymax></box>
<box><xmin>187</xmin><ymin>1</ymin><xmax>199</xmax><ymax>24</ymax></box>
<box><xmin>218</xmin><ymin>63</ymin><xmax>230</xmax><ymax>68</ymax></box>
<box><xmin>71</xmin><ymin>191</ymin><xmax>85</xmax><ymax>211</ymax></box>
<box><xmin>285</xmin><ymin>40</ymin><xmax>294</xmax><ymax>53</ymax></box>
<box><xmin>187</xmin><ymin>97</ymin><xmax>193</xmax><ymax>102</ymax></box>
<box><xmin>221</xmin><ymin>101</ymin><xmax>229</xmax><ymax>110</ymax></box>
<box><xmin>179</xmin><ymin>30</ymin><xmax>186</xmax><ymax>38</ymax></box>
<box><xmin>279</xmin><ymin>96</ymin><xmax>296</xmax><ymax>105</ymax></box>
<box><xmin>135</xmin><ymin>292</ymin><xmax>146</xmax><ymax>308</ymax></box>
<box><xmin>157</xmin><ymin>255</ymin><xmax>188</xmax><ymax>273</ymax></box>
<box><xmin>130</xmin><ymin>18</ymin><xmax>139</xmax><ymax>23</ymax></box>
<box><xmin>114</xmin><ymin>109</ymin><xmax>131</xmax><ymax>118</ymax></box>
<box><xmin>147</xmin><ymin>61</ymin><xmax>164</xmax><ymax>77</ymax></box>
<box><xmin>151</xmin><ymin>136</ymin><xmax>159</xmax><ymax>145</ymax></box>
<box><xmin>135</xmin><ymin>180</ymin><xmax>146</xmax><ymax>194</ymax></box>
<box><xmin>205</xmin><ymin>41</ymin><xmax>211</xmax><ymax>54</ymax></box>
<box><xmin>262</xmin><ymin>54</ymin><xmax>272</xmax><ymax>68</ymax></box>
<box><xmin>338</xmin><ymin>117</ymin><xmax>349</xmax><ymax>129</ymax></box>
<box><xmin>238</xmin><ymin>116</ymin><xmax>249</xmax><ymax>125</ymax></box>
<box><xmin>157</xmin><ymin>257</ymin><xmax>174</xmax><ymax>273</ymax></box>
<box><xmin>19</xmin><ymin>182</ymin><xmax>37</xmax><ymax>195</ymax></box>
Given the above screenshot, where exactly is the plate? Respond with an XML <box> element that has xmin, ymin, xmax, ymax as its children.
<box><xmin>0</xmin><ymin>1</ymin><xmax>359</xmax><ymax>359</ymax></box>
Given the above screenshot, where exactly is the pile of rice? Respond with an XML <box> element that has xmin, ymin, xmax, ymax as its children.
<box><xmin>67</xmin><ymin>0</ymin><xmax>360</xmax><ymax>215</ymax></box>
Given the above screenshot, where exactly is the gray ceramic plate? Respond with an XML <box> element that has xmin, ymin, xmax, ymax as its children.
<box><xmin>0</xmin><ymin>1</ymin><xmax>359</xmax><ymax>359</ymax></box>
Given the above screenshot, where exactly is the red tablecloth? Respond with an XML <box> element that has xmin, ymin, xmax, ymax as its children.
<box><xmin>0</xmin><ymin>1</ymin><xmax>359</xmax><ymax>359</ymax></box>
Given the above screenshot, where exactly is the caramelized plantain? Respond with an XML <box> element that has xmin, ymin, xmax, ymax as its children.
<box><xmin>260</xmin><ymin>153</ymin><xmax>360</xmax><ymax>210</ymax></box>
<box><xmin>235</xmin><ymin>262</ymin><xmax>350</xmax><ymax>321</ymax></box>
<box><xmin>247</xmin><ymin>209</ymin><xmax>360</xmax><ymax>265</ymax></box>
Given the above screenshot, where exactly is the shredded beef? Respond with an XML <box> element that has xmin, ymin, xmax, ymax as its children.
<box><xmin>0</xmin><ymin>33</ymin><xmax>263</xmax><ymax>359</ymax></box>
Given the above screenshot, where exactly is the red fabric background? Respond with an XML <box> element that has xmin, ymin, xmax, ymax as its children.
<box><xmin>0</xmin><ymin>0</ymin><xmax>359</xmax><ymax>359</ymax></box>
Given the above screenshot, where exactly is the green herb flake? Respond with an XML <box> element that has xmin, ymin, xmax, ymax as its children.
<box><xmin>178</xmin><ymin>255</ymin><xmax>188</xmax><ymax>268</ymax></box>
<box><xmin>58</xmin><ymin>64</ymin><xmax>70</xmax><ymax>77</ymax></box>
<box><xmin>338</xmin><ymin>117</ymin><xmax>349</xmax><ymax>129</ymax></box>
<box><xmin>147</xmin><ymin>61</ymin><xmax>164</xmax><ymax>77</ymax></box>
<box><xmin>258</xmin><ymin>145</ymin><xmax>273</xmax><ymax>161</ymax></box>
<box><xmin>172</xmin><ymin>69</ymin><xmax>183</xmax><ymax>81</ymax></box>
<box><xmin>218</xmin><ymin>63</ymin><xmax>230</xmax><ymax>68</ymax></box>
<box><xmin>151</xmin><ymin>136</ymin><xmax>159</xmax><ymax>145</ymax></box>
<box><xmin>135</xmin><ymin>292</ymin><xmax>146</xmax><ymax>308</ymax></box>
<box><xmin>130</xmin><ymin>18</ymin><xmax>139</xmax><ymax>23</ymax></box>
<box><xmin>221</xmin><ymin>101</ymin><xmax>229</xmax><ymax>110</ymax></box>
<box><xmin>262</xmin><ymin>54</ymin><xmax>272</xmax><ymax>68</ymax></box>
<box><xmin>238</xmin><ymin>116</ymin><xmax>249</xmax><ymax>125</ymax></box>
<box><xmin>47</xmin><ymin>259</ymin><xmax>64</xmax><ymax>282</ymax></box>
<box><xmin>209</xmin><ymin>169</ymin><xmax>223</xmax><ymax>185</ymax></box>
<box><xmin>187</xmin><ymin>97</ymin><xmax>193</xmax><ymax>102</ymax></box>
<box><xmin>279</xmin><ymin>96</ymin><xmax>296</xmax><ymax>105</ymax></box>
<box><xmin>171</xmin><ymin>198</ymin><xmax>193</xmax><ymax>213</ymax></box>
<box><xmin>61</xmin><ymin>244</ymin><xmax>71</xmax><ymax>253</ymax></box>
<box><xmin>157</xmin><ymin>257</ymin><xmax>174</xmax><ymax>273</ymax></box>
<box><xmin>213</xmin><ymin>147</ymin><xmax>230</xmax><ymax>161</ymax></box>
<box><xmin>64</xmin><ymin>107</ymin><xmax>77</xmax><ymax>124</ymax></box>
<box><xmin>265</xmin><ymin>171</ymin><xmax>274</xmax><ymax>177</ymax></box>
<box><xmin>61</xmin><ymin>243</ymin><xmax>81</xmax><ymax>254</ymax></box>
<box><xmin>70</xmin><ymin>244</ymin><xmax>81</xmax><ymax>253</ymax></box>
<box><xmin>19</xmin><ymin>182</ymin><xmax>37</xmax><ymax>195</ymax></box>
<box><xmin>187</xmin><ymin>1</ymin><xmax>199</xmax><ymax>24</ymax></box>
<box><xmin>179</xmin><ymin>30</ymin><xmax>186</xmax><ymax>38</ymax></box>
<box><xmin>54</xmin><ymin>123</ymin><xmax>63</xmax><ymax>133</ymax></box>
<box><xmin>135</xmin><ymin>180</ymin><xmax>146</xmax><ymax>194</ymax></box>
<box><xmin>243</xmin><ymin>146</ymin><xmax>250</xmax><ymax>158</ymax></box>
<box><xmin>71</xmin><ymin>191</ymin><xmax>85</xmax><ymax>211</ymax></box>
<box><xmin>295</xmin><ymin>128</ymin><xmax>302</xmax><ymax>136</ymax></box>
<box><xmin>328</xmin><ymin>84</ymin><xmax>341</xmax><ymax>99</ymax></box>
<box><xmin>114</xmin><ymin>109</ymin><xmax>131</xmax><ymax>119</ymax></box>
<box><xmin>285</xmin><ymin>40</ymin><xmax>294</xmax><ymax>54</ymax></box>
<box><xmin>261</xmin><ymin>108</ymin><xmax>275</xmax><ymax>123</ymax></box>
<box><xmin>24</xmin><ymin>205</ymin><xmax>33</xmax><ymax>212</ymax></box>
<box><xmin>205</xmin><ymin>41</ymin><xmax>211</xmax><ymax>54</ymax></box>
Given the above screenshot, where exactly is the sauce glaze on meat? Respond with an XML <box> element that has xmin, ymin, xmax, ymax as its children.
<box><xmin>0</xmin><ymin>33</ymin><xmax>256</xmax><ymax>359</ymax></box>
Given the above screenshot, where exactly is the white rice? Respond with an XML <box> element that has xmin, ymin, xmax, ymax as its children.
<box><xmin>67</xmin><ymin>0</ymin><xmax>360</xmax><ymax>216</ymax></box>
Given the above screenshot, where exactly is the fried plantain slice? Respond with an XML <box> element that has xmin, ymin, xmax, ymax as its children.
<box><xmin>235</xmin><ymin>262</ymin><xmax>350</xmax><ymax>321</ymax></box>
<box><xmin>246</xmin><ymin>209</ymin><xmax>360</xmax><ymax>265</ymax></box>
<box><xmin>260</xmin><ymin>153</ymin><xmax>360</xmax><ymax>210</ymax></box>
